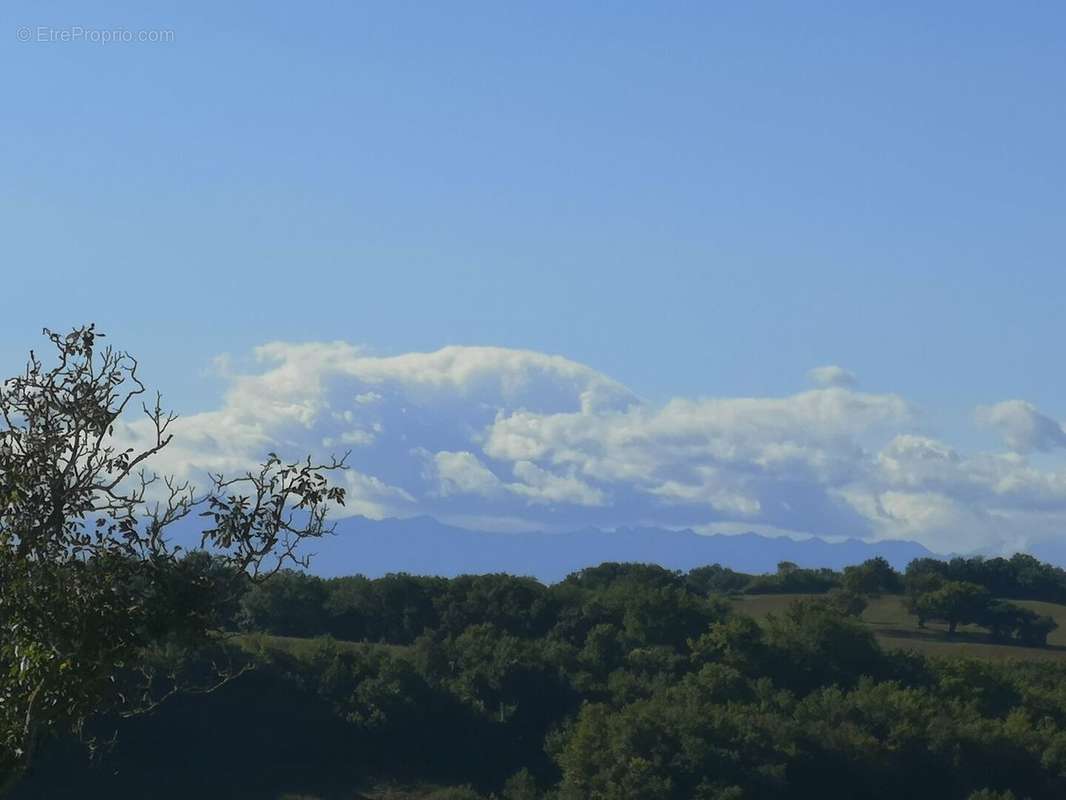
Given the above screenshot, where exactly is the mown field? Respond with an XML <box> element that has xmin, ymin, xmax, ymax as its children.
<box><xmin>732</xmin><ymin>593</ymin><xmax>1066</xmax><ymax>661</ymax></box>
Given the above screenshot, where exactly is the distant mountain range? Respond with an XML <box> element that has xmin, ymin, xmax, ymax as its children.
<box><xmin>294</xmin><ymin>516</ymin><xmax>944</xmax><ymax>582</ymax></box>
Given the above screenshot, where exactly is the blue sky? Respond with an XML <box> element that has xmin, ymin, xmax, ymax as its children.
<box><xmin>3</xmin><ymin>3</ymin><xmax>1066</xmax><ymax>552</ymax></box>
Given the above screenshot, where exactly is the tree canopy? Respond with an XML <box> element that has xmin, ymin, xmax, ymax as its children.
<box><xmin>0</xmin><ymin>326</ymin><xmax>347</xmax><ymax>793</ymax></box>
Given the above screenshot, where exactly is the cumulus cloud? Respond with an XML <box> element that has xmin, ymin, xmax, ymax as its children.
<box><xmin>424</xmin><ymin>450</ymin><xmax>503</xmax><ymax>498</ymax></box>
<box><xmin>122</xmin><ymin>342</ymin><xmax>1066</xmax><ymax>555</ymax></box>
<box><xmin>975</xmin><ymin>400</ymin><xmax>1066</xmax><ymax>453</ymax></box>
<box><xmin>807</xmin><ymin>365</ymin><xmax>858</xmax><ymax>388</ymax></box>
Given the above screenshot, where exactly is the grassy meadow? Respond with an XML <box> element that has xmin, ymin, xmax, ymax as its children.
<box><xmin>240</xmin><ymin>594</ymin><xmax>1066</xmax><ymax>667</ymax></box>
<box><xmin>732</xmin><ymin>593</ymin><xmax>1066</xmax><ymax>662</ymax></box>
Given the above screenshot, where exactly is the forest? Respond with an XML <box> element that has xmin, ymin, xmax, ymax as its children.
<box><xmin>15</xmin><ymin>553</ymin><xmax>1066</xmax><ymax>800</ymax></box>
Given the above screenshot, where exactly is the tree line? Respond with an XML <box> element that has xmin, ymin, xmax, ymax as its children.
<box><xmin>229</xmin><ymin>553</ymin><xmax>1060</xmax><ymax>648</ymax></box>
<box><xmin>18</xmin><ymin>557</ymin><xmax>1066</xmax><ymax>799</ymax></box>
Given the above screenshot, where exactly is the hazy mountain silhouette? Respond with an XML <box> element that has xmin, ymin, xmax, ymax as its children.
<box><xmin>295</xmin><ymin>516</ymin><xmax>942</xmax><ymax>582</ymax></box>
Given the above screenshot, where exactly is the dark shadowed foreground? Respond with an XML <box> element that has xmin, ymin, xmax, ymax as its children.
<box><xmin>16</xmin><ymin>556</ymin><xmax>1066</xmax><ymax>800</ymax></box>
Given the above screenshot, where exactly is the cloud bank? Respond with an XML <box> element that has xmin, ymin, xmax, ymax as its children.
<box><xmin>975</xmin><ymin>400</ymin><xmax>1066</xmax><ymax>453</ymax></box>
<box><xmin>122</xmin><ymin>342</ymin><xmax>1066</xmax><ymax>555</ymax></box>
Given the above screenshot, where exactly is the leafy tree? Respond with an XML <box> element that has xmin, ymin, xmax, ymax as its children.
<box><xmin>905</xmin><ymin>554</ymin><xmax>1066</xmax><ymax>606</ymax></box>
<box><xmin>914</xmin><ymin>581</ymin><xmax>992</xmax><ymax>635</ymax></box>
<box><xmin>1016</xmin><ymin>611</ymin><xmax>1057</xmax><ymax>647</ymax></box>
<box><xmin>435</xmin><ymin>573</ymin><xmax>556</xmax><ymax>638</ymax></box>
<box><xmin>501</xmin><ymin>768</ymin><xmax>540</xmax><ymax>800</ymax></box>
<box><xmin>0</xmin><ymin>326</ymin><xmax>347</xmax><ymax>793</ymax></box>
<box><xmin>974</xmin><ymin>600</ymin><xmax>1057</xmax><ymax>645</ymax></box>
<box><xmin>369</xmin><ymin>573</ymin><xmax>446</xmax><ymax>643</ymax></box>
<box><xmin>841</xmin><ymin>557</ymin><xmax>903</xmax><ymax>596</ymax></box>
<box><xmin>686</xmin><ymin>563</ymin><xmax>751</xmax><ymax>595</ymax></box>
<box><xmin>550</xmin><ymin>566</ymin><xmax>728</xmax><ymax>652</ymax></box>
<box><xmin>823</xmin><ymin>588</ymin><xmax>869</xmax><ymax>617</ymax></box>
<box><xmin>764</xmin><ymin>598</ymin><xmax>883</xmax><ymax>693</ymax></box>
<box><xmin>238</xmin><ymin>570</ymin><xmax>329</xmax><ymax>636</ymax></box>
<box><xmin>982</xmin><ymin>600</ymin><xmax>1030</xmax><ymax>641</ymax></box>
<box><xmin>688</xmin><ymin>615</ymin><xmax>768</xmax><ymax>675</ymax></box>
<box><xmin>905</xmin><ymin>572</ymin><xmax>946</xmax><ymax>626</ymax></box>
<box><xmin>745</xmin><ymin>563</ymin><xmax>840</xmax><ymax>594</ymax></box>
<box><xmin>561</xmin><ymin>562</ymin><xmax>684</xmax><ymax>593</ymax></box>
<box><xmin>322</xmin><ymin>574</ymin><xmax>375</xmax><ymax>640</ymax></box>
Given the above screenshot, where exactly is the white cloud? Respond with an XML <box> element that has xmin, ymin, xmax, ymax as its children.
<box><xmin>422</xmin><ymin>450</ymin><xmax>605</xmax><ymax>507</ymax></box>
<box><xmin>425</xmin><ymin>450</ymin><xmax>503</xmax><ymax>497</ymax></box>
<box><xmin>808</xmin><ymin>365</ymin><xmax>858</xmax><ymax>388</ymax></box>
<box><xmin>510</xmin><ymin>460</ymin><xmax>607</xmax><ymax>507</ymax></box>
<box><xmin>975</xmin><ymin>400</ymin><xmax>1066</xmax><ymax>453</ymax></box>
<box><xmin>858</xmin><ymin>489</ymin><xmax>1003</xmax><ymax>555</ymax></box>
<box><xmin>355</xmin><ymin>391</ymin><xmax>383</xmax><ymax>405</ymax></box>
<box><xmin>122</xmin><ymin>343</ymin><xmax>1066</xmax><ymax>555</ymax></box>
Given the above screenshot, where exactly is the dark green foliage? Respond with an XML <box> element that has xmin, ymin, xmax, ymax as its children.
<box><xmin>283</xmin><ymin>552</ymin><xmax>1066</xmax><ymax>645</ymax></box>
<box><xmin>744</xmin><ymin>561</ymin><xmax>840</xmax><ymax>594</ymax></box>
<box><xmin>686</xmin><ymin>563</ymin><xmax>751</xmax><ymax>595</ymax></box>
<box><xmin>0</xmin><ymin>326</ymin><xmax>348</xmax><ymax>795</ymax></box>
<box><xmin>562</xmin><ymin>562</ymin><xmax>684</xmax><ymax>593</ymax></box>
<box><xmin>239</xmin><ymin>569</ymin><xmax>329</xmax><ymax>635</ymax></box>
<box><xmin>904</xmin><ymin>579</ymin><xmax>1059</xmax><ymax>646</ymax></box>
<box><xmin>18</xmin><ymin>558</ymin><xmax>1066</xmax><ymax>799</ymax></box>
<box><xmin>906</xmin><ymin>554</ymin><xmax>1066</xmax><ymax>605</ymax></box>
<box><xmin>823</xmin><ymin>587</ymin><xmax>869</xmax><ymax>617</ymax></box>
<box><xmin>1017</xmin><ymin>611</ymin><xmax>1057</xmax><ymax>647</ymax></box>
<box><xmin>18</xmin><ymin>331</ymin><xmax>1066</xmax><ymax>798</ymax></box>
<box><xmin>434</xmin><ymin>574</ymin><xmax>557</xmax><ymax>638</ymax></box>
<box><xmin>915</xmin><ymin>581</ymin><xmax>993</xmax><ymax>634</ymax></box>
<box><xmin>18</xmin><ymin>550</ymin><xmax>1066</xmax><ymax>798</ymax></box>
<box><xmin>763</xmin><ymin>597</ymin><xmax>885</xmax><ymax>693</ymax></box>
<box><xmin>501</xmin><ymin>769</ymin><xmax>540</xmax><ymax>800</ymax></box>
<box><xmin>424</xmin><ymin>788</ymin><xmax>484</xmax><ymax>800</ymax></box>
<box><xmin>842</xmin><ymin>556</ymin><xmax>903</xmax><ymax>596</ymax></box>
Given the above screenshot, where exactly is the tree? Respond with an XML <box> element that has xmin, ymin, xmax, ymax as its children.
<box><xmin>975</xmin><ymin>599</ymin><xmax>1057</xmax><ymax>645</ymax></box>
<box><xmin>1015</xmin><ymin>610</ymin><xmax>1057</xmax><ymax>647</ymax></box>
<box><xmin>763</xmin><ymin>598</ymin><xmax>883</xmax><ymax>693</ymax></box>
<box><xmin>238</xmin><ymin>569</ymin><xmax>329</xmax><ymax>636</ymax></box>
<box><xmin>914</xmin><ymin>581</ymin><xmax>991</xmax><ymax>635</ymax></box>
<box><xmin>823</xmin><ymin>588</ymin><xmax>869</xmax><ymax>618</ymax></box>
<box><xmin>904</xmin><ymin>570</ymin><xmax>945</xmax><ymax>627</ymax></box>
<box><xmin>841</xmin><ymin>557</ymin><xmax>902</xmax><ymax>596</ymax></box>
<box><xmin>686</xmin><ymin>564</ymin><xmax>751</xmax><ymax>595</ymax></box>
<box><xmin>501</xmin><ymin>768</ymin><xmax>540</xmax><ymax>800</ymax></box>
<box><xmin>0</xmin><ymin>325</ymin><xmax>347</xmax><ymax>793</ymax></box>
<box><xmin>981</xmin><ymin>600</ymin><xmax>1028</xmax><ymax>642</ymax></box>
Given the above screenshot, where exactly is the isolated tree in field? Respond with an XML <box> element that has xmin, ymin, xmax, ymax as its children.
<box><xmin>1016</xmin><ymin>612</ymin><xmax>1057</xmax><ymax>647</ymax></box>
<box><xmin>0</xmin><ymin>326</ymin><xmax>347</xmax><ymax>794</ymax></box>
<box><xmin>979</xmin><ymin>601</ymin><xmax>1058</xmax><ymax>647</ymax></box>
<box><xmin>914</xmin><ymin>581</ymin><xmax>991</xmax><ymax>635</ymax></box>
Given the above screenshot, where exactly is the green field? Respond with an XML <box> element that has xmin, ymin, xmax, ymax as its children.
<box><xmin>243</xmin><ymin>597</ymin><xmax>1066</xmax><ymax>665</ymax></box>
<box><xmin>732</xmin><ymin>593</ymin><xmax>1066</xmax><ymax>662</ymax></box>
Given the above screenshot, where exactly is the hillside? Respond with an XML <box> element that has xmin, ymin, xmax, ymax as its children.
<box><xmin>18</xmin><ymin>558</ymin><xmax>1066</xmax><ymax>800</ymax></box>
<box><xmin>733</xmin><ymin>593</ymin><xmax>1066</xmax><ymax>662</ymax></box>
